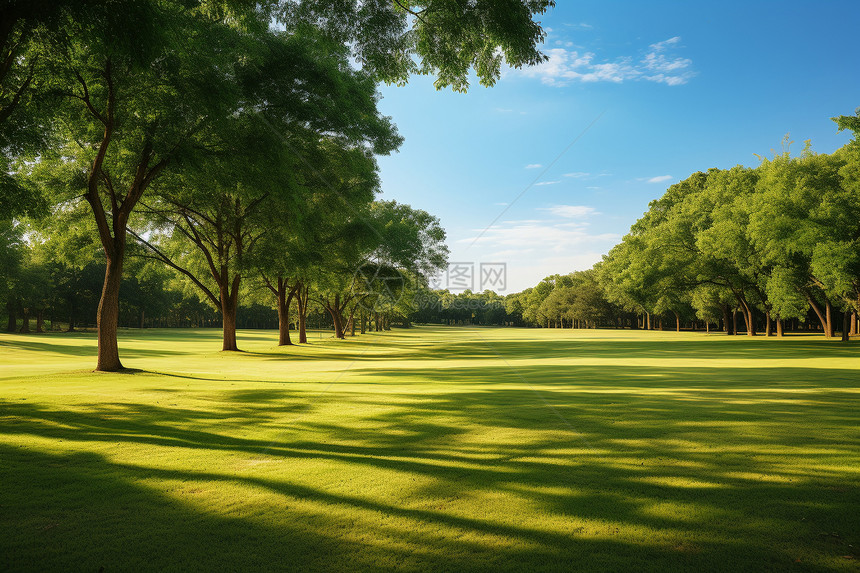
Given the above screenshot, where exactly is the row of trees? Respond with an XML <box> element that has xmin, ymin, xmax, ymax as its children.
<box><xmin>445</xmin><ymin>114</ymin><xmax>858</xmax><ymax>339</ymax></box>
<box><xmin>1</xmin><ymin>229</ymin><xmax>428</xmax><ymax>335</ymax></box>
<box><xmin>1</xmin><ymin>0</ymin><xmax>555</xmax><ymax>370</ymax></box>
<box><xmin>599</xmin><ymin>118</ymin><xmax>860</xmax><ymax>341</ymax></box>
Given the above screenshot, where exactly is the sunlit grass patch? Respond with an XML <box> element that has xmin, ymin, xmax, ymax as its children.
<box><xmin>1</xmin><ymin>326</ymin><xmax>858</xmax><ymax>571</ymax></box>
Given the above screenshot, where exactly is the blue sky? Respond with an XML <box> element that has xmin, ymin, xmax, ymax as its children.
<box><xmin>375</xmin><ymin>0</ymin><xmax>860</xmax><ymax>293</ymax></box>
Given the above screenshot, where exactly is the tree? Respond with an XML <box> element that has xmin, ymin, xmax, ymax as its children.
<box><xmin>31</xmin><ymin>2</ymin><xmax>275</xmax><ymax>369</ymax></box>
<box><xmin>134</xmin><ymin>25</ymin><xmax>400</xmax><ymax>351</ymax></box>
<box><xmin>314</xmin><ymin>200</ymin><xmax>447</xmax><ymax>339</ymax></box>
<box><xmin>750</xmin><ymin>144</ymin><xmax>848</xmax><ymax>338</ymax></box>
<box><xmin>278</xmin><ymin>0</ymin><xmax>555</xmax><ymax>92</ymax></box>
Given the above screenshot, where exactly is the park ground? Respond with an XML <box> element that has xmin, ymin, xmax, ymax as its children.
<box><xmin>1</xmin><ymin>326</ymin><xmax>859</xmax><ymax>572</ymax></box>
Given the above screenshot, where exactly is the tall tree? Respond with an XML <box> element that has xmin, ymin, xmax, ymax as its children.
<box><xmin>135</xmin><ymin>26</ymin><xmax>400</xmax><ymax>351</ymax></box>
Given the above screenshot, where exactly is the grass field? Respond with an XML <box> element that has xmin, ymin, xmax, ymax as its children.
<box><xmin>1</xmin><ymin>326</ymin><xmax>858</xmax><ymax>572</ymax></box>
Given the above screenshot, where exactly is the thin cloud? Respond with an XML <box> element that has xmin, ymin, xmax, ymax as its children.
<box><xmin>543</xmin><ymin>205</ymin><xmax>598</xmax><ymax>218</ymax></box>
<box><xmin>647</xmin><ymin>175</ymin><xmax>673</xmax><ymax>183</ymax></box>
<box><xmin>525</xmin><ymin>163</ymin><xmax>543</xmax><ymax>169</ymax></box>
<box><xmin>534</xmin><ymin>180</ymin><xmax>561</xmax><ymax>186</ymax></box>
<box><xmin>563</xmin><ymin>172</ymin><xmax>590</xmax><ymax>178</ymax></box>
<box><xmin>462</xmin><ymin>220</ymin><xmax>618</xmax><ymax>248</ymax></box>
<box><xmin>512</xmin><ymin>36</ymin><xmax>694</xmax><ymax>87</ymax></box>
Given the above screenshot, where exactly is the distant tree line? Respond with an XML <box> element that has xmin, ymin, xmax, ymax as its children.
<box><xmin>414</xmin><ymin>112</ymin><xmax>860</xmax><ymax>341</ymax></box>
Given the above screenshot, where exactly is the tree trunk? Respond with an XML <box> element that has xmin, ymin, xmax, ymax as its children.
<box><xmin>805</xmin><ymin>292</ymin><xmax>832</xmax><ymax>338</ymax></box>
<box><xmin>220</xmin><ymin>277</ymin><xmax>240</xmax><ymax>352</ymax></box>
<box><xmin>19</xmin><ymin>308</ymin><xmax>30</xmax><ymax>333</ymax></box>
<box><xmin>276</xmin><ymin>278</ymin><xmax>296</xmax><ymax>346</ymax></box>
<box><xmin>329</xmin><ymin>302</ymin><xmax>345</xmax><ymax>339</ymax></box>
<box><xmin>765</xmin><ymin>309</ymin><xmax>772</xmax><ymax>337</ymax></box>
<box><xmin>746</xmin><ymin>305</ymin><xmax>756</xmax><ymax>336</ymax></box>
<box><xmin>721</xmin><ymin>305</ymin><xmax>731</xmax><ymax>335</ymax></box>
<box><xmin>295</xmin><ymin>284</ymin><xmax>309</xmax><ymax>343</ymax></box>
<box><xmin>842</xmin><ymin>309</ymin><xmax>851</xmax><ymax>343</ymax></box>
<box><xmin>673</xmin><ymin>310</ymin><xmax>680</xmax><ymax>332</ymax></box>
<box><xmin>6</xmin><ymin>298</ymin><xmax>16</xmax><ymax>332</ymax></box>
<box><xmin>139</xmin><ymin>308</ymin><xmax>145</xmax><ymax>329</ymax></box>
<box><xmin>776</xmin><ymin>317</ymin><xmax>784</xmax><ymax>337</ymax></box>
<box><xmin>360</xmin><ymin>311</ymin><xmax>366</xmax><ymax>334</ymax></box>
<box><xmin>35</xmin><ymin>309</ymin><xmax>44</xmax><ymax>333</ymax></box>
<box><xmin>826</xmin><ymin>300</ymin><xmax>835</xmax><ymax>338</ymax></box>
<box><xmin>732</xmin><ymin>309</ymin><xmax>738</xmax><ymax>335</ymax></box>
<box><xmin>96</xmin><ymin>253</ymin><xmax>124</xmax><ymax>370</ymax></box>
<box><xmin>646</xmin><ymin>311</ymin><xmax>651</xmax><ymax>330</ymax></box>
<box><xmin>737</xmin><ymin>298</ymin><xmax>756</xmax><ymax>336</ymax></box>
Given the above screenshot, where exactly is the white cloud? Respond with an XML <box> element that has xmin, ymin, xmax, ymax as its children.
<box><xmin>647</xmin><ymin>175</ymin><xmax>673</xmax><ymax>183</ymax></box>
<box><xmin>513</xmin><ymin>36</ymin><xmax>694</xmax><ymax>87</ymax></box>
<box><xmin>451</xmin><ymin>216</ymin><xmax>622</xmax><ymax>292</ymax></box>
<box><xmin>543</xmin><ymin>205</ymin><xmax>598</xmax><ymax>218</ymax></box>
<box><xmin>650</xmin><ymin>37</ymin><xmax>681</xmax><ymax>51</ymax></box>
<box><xmin>563</xmin><ymin>171</ymin><xmax>590</xmax><ymax>178</ymax></box>
<box><xmin>525</xmin><ymin>163</ymin><xmax>543</xmax><ymax>169</ymax></box>
<box><xmin>534</xmin><ymin>180</ymin><xmax>560</xmax><ymax>186</ymax></box>
<box><xmin>461</xmin><ymin>219</ymin><xmax>619</xmax><ymax>252</ymax></box>
<box><xmin>563</xmin><ymin>22</ymin><xmax>594</xmax><ymax>30</ymax></box>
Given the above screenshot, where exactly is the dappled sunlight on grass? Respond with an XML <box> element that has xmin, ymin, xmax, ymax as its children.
<box><xmin>1</xmin><ymin>326</ymin><xmax>859</xmax><ymax>571</ymax></box>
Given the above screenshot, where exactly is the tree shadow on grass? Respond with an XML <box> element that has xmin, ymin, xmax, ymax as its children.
<box><xmin>0</xmin><ymin>336</ymin><xmax>189</xmax><ymax>359</ymax></box>
<box><xmin>2</xmin><ymin>359</ymin><xmax>858</xmax><ymax>571</ymax></box>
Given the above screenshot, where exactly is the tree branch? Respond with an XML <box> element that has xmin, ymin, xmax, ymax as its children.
<box><xmin>126</xmin><ymin>228</ymin><xmax>221</xmax><ymax>309</ymax></box>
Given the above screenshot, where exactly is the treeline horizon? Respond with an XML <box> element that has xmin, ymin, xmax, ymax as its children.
<box><xmin>7</xmin><ymin>111</ymin><xmax>860</xmax><ymax>341</ymax></box>
<box><xmin>425</xmin><ymin>114</ymin><xmax>860</xmax><ymax>340</ymax></box>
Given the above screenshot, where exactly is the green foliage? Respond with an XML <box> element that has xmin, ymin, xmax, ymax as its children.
<box><xmin>279</xmin><ymin>0</ymin><xmax>555</xmax><ymax>91</ymax></box>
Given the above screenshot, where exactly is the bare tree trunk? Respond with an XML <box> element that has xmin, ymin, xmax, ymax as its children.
<box><xmin>842</xmin><ymin>309</ymin><xmax>851</xmax><ymax>343</ymax></box>
<box><xmin>739</xmin><ymin>299</ymin><xmax>756</xmax><ymax>336</ymax></box>
<box><xmin>35</xmin><ymin>309</ymin><xmax>44</xmax><ymax>333</ymax></box>
<box><xmin>776</xmin><ymin>317</ymin><xmax>784</xmax><ymax>337</ymax></box>
<box><xmin>296</xmin><ymin>283</ymin><xmax>308</xmax><ymax>343</ymax></box>
<box><xmin>330</xmin><ymin>306</ymin><xmax>345</xmax><ymax>339</ymax></box>
<box><xmin>765</xmin><ymin>309</ymin><xmax>772</xmax><ymax>337</ymax></box>
<box><xmin>673</xmin><ymin>310</ymin><xmax>680</xmax><ymax>332</ymax></box>
<box><xmin>826</xmin><ymin>300</ymin><xmax>835</xmax><ymax>338</ymax></box>
<box><xmin>6</xmin><ymin>298</ymin><xmax>16</xmax><ymax>332</ymax></box>
<box><xmin>96</xmin><ymin>252</ymin><xmax>124</xmax><ymax>370</ymax></box>
<box><xmin>806</xmin><ymin>292</ymin><xmax>832</xmax><ymax>338</ymax></box>
<box><xmin>732</xmin><ymin>309</ymin><xmax>738</xmax><ymax>335</ymax></box>
<box><xmin>276</xmin><ymin>278</ymin><xmax>296</xmax><ymax>346</ymax></box>
<box><xmin>220</xmin><ymin>278</ymin><xmax>240</xmax><ymax>351</ymax></box>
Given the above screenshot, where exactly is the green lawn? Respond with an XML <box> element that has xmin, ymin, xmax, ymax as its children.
<box><xmin>1</xmin><ymin>327</ymin><xmax>858</xmax><ymax>572</ymax></box>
